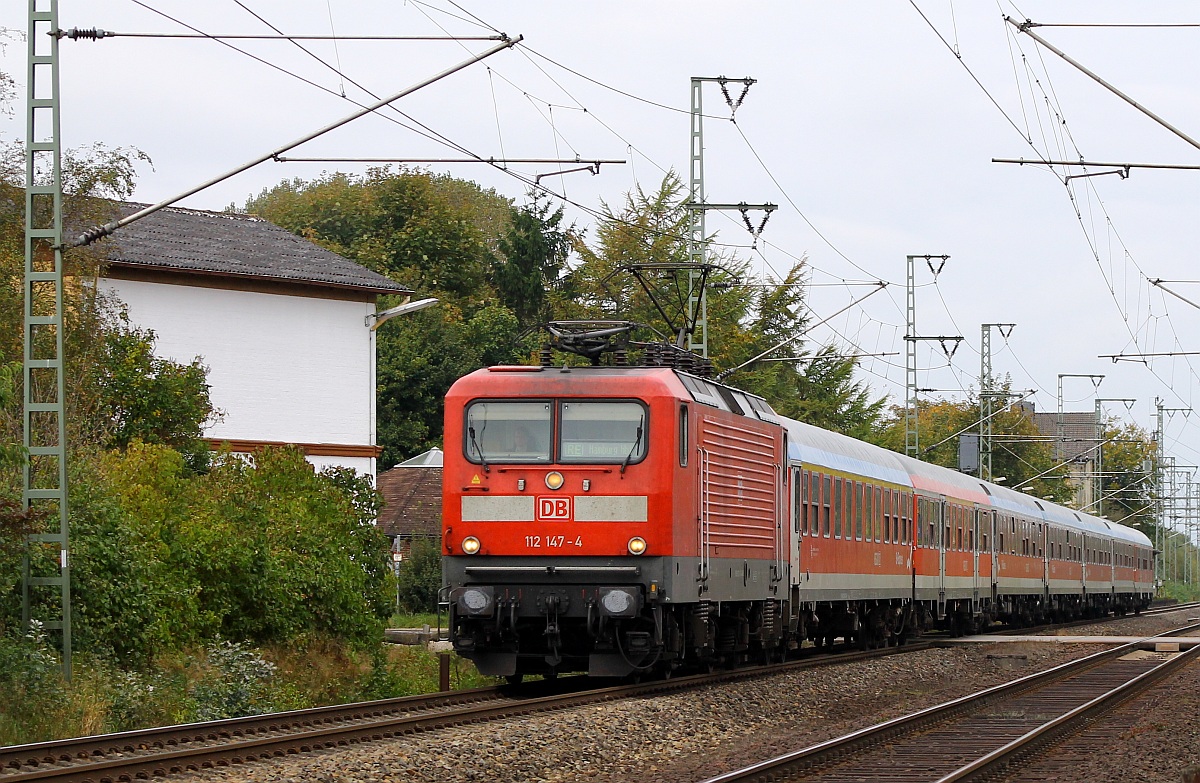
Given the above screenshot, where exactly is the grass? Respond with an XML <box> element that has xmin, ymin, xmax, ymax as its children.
<box><xmin>0</xmin><ymin>636</ymin><xmax>498</xmax><ymax>746</ymax></box>
<box><xmin>388</xmin><ymin>612</ymin><xmax>443</xmax><ymax>629</ymax></box>
<box><xmin>1157</xmin><ymin>580</ymin><xmax>1200</xmax><ymax>604</ymax></box>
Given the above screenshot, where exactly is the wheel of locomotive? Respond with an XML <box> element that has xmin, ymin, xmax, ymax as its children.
<box><xmin>505</xmin><ymin>674</ymin><xmax>524</xmax><ymax>686</ymax></box>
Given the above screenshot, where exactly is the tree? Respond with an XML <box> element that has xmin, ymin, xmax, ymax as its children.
<box><xmin>567</xmin><ymin>174</ymin><xmax>885</xmax><ymax>437</ymax></box>
<box><xmin>1097</xmin><ymin>421</ymin><xmax>1156</xmax><ymax>530</ymax></box>
<box><xmin>871</xmin><ymin>388</ymin><xmax>1073</xmax><ymax>504</ymax></box>
<box><xmin>244</xmin><ymin>168</ymin><xmax>509</xmax><ymax>300</ymax></box>
<box><xmin>494</xmin><ymin>188</ymin><xmax>573</xmax><ymax>328</ymax></box>
<box><xmin>375</xmin><ymin>301</ymin><xmax>519</xmax><ymax>466</ymax></box>
<box><xmin>95</xmin><ymin>319</ymin><xmax>216</xmax><ymax>471</ymax></box>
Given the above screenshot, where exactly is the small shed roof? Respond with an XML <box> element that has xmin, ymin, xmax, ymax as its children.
<box><xmin>376</xmin><ymin>457</ymin><xmax>442</xmax><ymax>539</ymax></box>
<box><xmin>103</xmin><ymin>202</ymin><xmax>410</xmax><ymax>296</ymax></box>
<box><xmin>396</xmin><ymin>447</ymin><xmax>443</xmax><ymax>467</ymax></box>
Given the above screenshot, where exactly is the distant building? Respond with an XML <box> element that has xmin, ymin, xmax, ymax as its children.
<box><xmin>98</xmin><ymin>203</ymin><xmax>411</xmax><ymax>477</ymax></box>
<box><xmin>1030</xmin><ymin>409</ymin><xmax>1099</xmax><ymax>511</ymax></box>
<box><xmin>377</xmin><ymin>448</ymin><xmax>443</xmax><ymax>557</ymax></box>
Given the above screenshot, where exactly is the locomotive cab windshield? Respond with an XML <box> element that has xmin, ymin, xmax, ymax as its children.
<box><xmin>465</xmin><ymin>401</ymin><xmax>552</xmax><ymax>463</ymax></box>
<box><xmin>464</xmin><ymin>398</ymin><xmax>647</xmax><ymax>465</ymax></box>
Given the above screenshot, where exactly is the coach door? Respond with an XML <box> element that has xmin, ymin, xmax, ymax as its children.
<box><xmin>789</xmin><ymin>466</ymin><xmax>802</xmax><ymax>592</ymax></box>
<box><xmin>989</xmin><ymin>511</ymin><xmax>999</xmax><ymax>605</ymax></box>
<box><xmin>971</xmin><ymin>505</ymin><xmax>983</xmax><ymax>614</ymax></box>
<box><xmin>937</xmin><ymin>496</ymin><xmax>947</xmax><ymax>619</ymax></box>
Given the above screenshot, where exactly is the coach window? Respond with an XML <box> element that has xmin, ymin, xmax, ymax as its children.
<box><xmin>850</xmin><ymin>483</ymin><xmax>860</xmax><ymax>540</ymax></box>
<box><xmin>882</xmin><ymin>489</ymin><xmax>892</xmax><ymax>543</ymax></box>
<box><xmin>822</xmin><ymin>475</ymin><xmax>832</xmax><ymax>537</ymax></box>
<box><xmin>844</xmin><ymin>480</ymin><xmax>854</xmax><ymax>539</ymax></box>
<box><xmin>809</xmin><ymin>472</ymin><xmax>821</xmax><ymax>535</ymax></box>
<box><xmin>833</xmin><ymin>478</ymin><xmax>844</xmax><ymax>539</ymax></box>
<box><xmin>560</xmin><ymin>401</ymin><xmax>647</xmax><ymax>464</ymax></box>
<box><xmin>872</xmin><ymin>486</ymin><xmax>881</xmax><ymax>542</ymax></box>
<box><xmin>465</xmin><ymin>400</ymin><xmax>552</xmax><ymax>464</ymax></box>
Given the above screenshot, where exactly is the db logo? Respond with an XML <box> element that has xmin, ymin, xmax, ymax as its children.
<box><xmin>537</xmin><ymin>496</ymin><xmax>572</xmax><ymax>521</ymax></box>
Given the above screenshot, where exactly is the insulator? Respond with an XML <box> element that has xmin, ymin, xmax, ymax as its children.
<box><xmin>64</xmin><ymin>28</ymin><xmax>112</xmax><ymax>41</ymax></box>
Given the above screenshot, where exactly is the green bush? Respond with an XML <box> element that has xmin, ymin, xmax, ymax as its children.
<box><xmin>4</xmin><ymin>442</ymin><xmax>395</xmax><ymax>667</ymax></box>
<box><xmin>0</xmin><ymin>624</ymin><xmax>69</xmax><ymax>743</ymax></box>
<box><xmin>396</xmin><ymin>537</ymin><xmax>443</xmax><ymax>614</ymax></box>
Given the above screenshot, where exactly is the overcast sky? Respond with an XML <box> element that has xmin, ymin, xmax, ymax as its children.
<box><xmin>4</xmin><ymin>1</ymin><xmax>1200</xmax><ymax>502</ymax></box>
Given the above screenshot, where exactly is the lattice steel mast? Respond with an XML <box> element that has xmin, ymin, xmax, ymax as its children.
<box><xmin>22</xmin><ymin>0</ymin><xmax>71</xmax><ymax>677</ymax></box>
<box><xmin>685</xmin><ymin>77</ymin><xmax>775</xmax><ymax>357</ymax></box>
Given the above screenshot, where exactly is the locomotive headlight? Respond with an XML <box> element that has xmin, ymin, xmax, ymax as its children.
<box><xmin>545</xmin><ymin>471</ymin><xmax>565</xmax><ymax>490</ymax></box>
<box><xmin>627</xmin><ymin>536</ymin><xmax>647</xmax><ymax>556</ymax></box>
<box><xmin>461</xmin><ymin>536</ymin><xmax>481</xmax><ymax>555</ymax></box>
<box><xmin>598</xmin><ymin>587</ymin><xmax>639</xmax><ymax>617</ymax></box>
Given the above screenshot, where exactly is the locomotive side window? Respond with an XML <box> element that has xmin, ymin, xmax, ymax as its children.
<box><xmin>560</xmin><ymin>401</ymin><xmax>647</xmax><ymax>463</ymax></box>
<box><xmin>679</xmin><ymin>405</ymin><xmax>689</xmax><ymax>467</ymax></box>
<box><xmin>464</xmin><ymin>400</ymin><xmax>552</xmax><ymax>464</ymax></box>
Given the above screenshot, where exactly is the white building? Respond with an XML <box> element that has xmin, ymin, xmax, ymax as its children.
<box><xmin>98</xmin><ymin>203</ymin><xmax>411</xmax><ymax>478</ymax></box>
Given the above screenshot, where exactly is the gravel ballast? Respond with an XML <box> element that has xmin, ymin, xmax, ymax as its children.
<box><xmin>171</xmin><ymin>608</ymin><xmax>1200</xmax><ymax>783</ymax></box>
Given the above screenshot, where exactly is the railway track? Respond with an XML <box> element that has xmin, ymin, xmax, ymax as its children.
<box><xmin>0</xmin><ymin>643</ymin><xmax>925</xmax><ymax>783</ymax></box>
<box><xmin>6</xmin><ymin>605</ymin><xmax>1194</xmax><ymax>783</ymax></box>
<box><xmin>699</xmin><ymin>620</ymin><xmax>1200</xmax><ymax>783</ymax></box>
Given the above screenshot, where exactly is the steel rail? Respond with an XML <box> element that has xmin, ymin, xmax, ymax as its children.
<box><xmin>939</xmin><ymin>642</ymin><xmax>1200</xmax><ymax>782</ymax></box>
<box><xmin>698</xmin><ymin>621</ymin><xmax>1200</xmax><ymax>783</ymax></box>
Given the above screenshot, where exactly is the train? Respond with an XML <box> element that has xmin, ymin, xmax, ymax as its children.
<box><xmin>441</xmin><ymin>332</ymin><xmax>1155</xmax><ymax>681</ymax></box>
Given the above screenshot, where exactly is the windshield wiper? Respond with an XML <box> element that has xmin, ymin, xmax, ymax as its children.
<box><xmin>620</xmin><ymin>416</ymin><xmax>644</xmax><ymax>474</ymax></box>
<box><xmin>468</xmin><ymin>425</ymin><xmax>489</xmax><ymax>473</ymax></box>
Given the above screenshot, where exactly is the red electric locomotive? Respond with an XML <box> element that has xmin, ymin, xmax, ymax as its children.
<box><xmin>442</xmin><ymin>360</ymin><xmax>787</xmax><ymax>679</ymax></box>
<box><xmin>441</xmin><ymin>324</ymin><xmax>1155</xmax><ymax>680</ymax></box>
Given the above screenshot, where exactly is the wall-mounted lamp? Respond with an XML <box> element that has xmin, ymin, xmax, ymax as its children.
<box><xmin>365</xmin><ymin>297</ymin><xmax>439</xmax><ymax>330</ymax></box>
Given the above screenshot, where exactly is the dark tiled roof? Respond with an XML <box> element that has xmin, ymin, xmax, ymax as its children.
<box><xmin>377</xmin><ymin>465</ymin><xmax>442</xmax><ymax>538</ymax></box>
<box><xmin>103</xmin><ymin>202</ymin><xmax>410</xmax><ymax>295</ymax></box>
<box><xmin>1031</xmin><ymin>412</ymin><xmax>1100</xmax><ymax>462</ymax></box>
